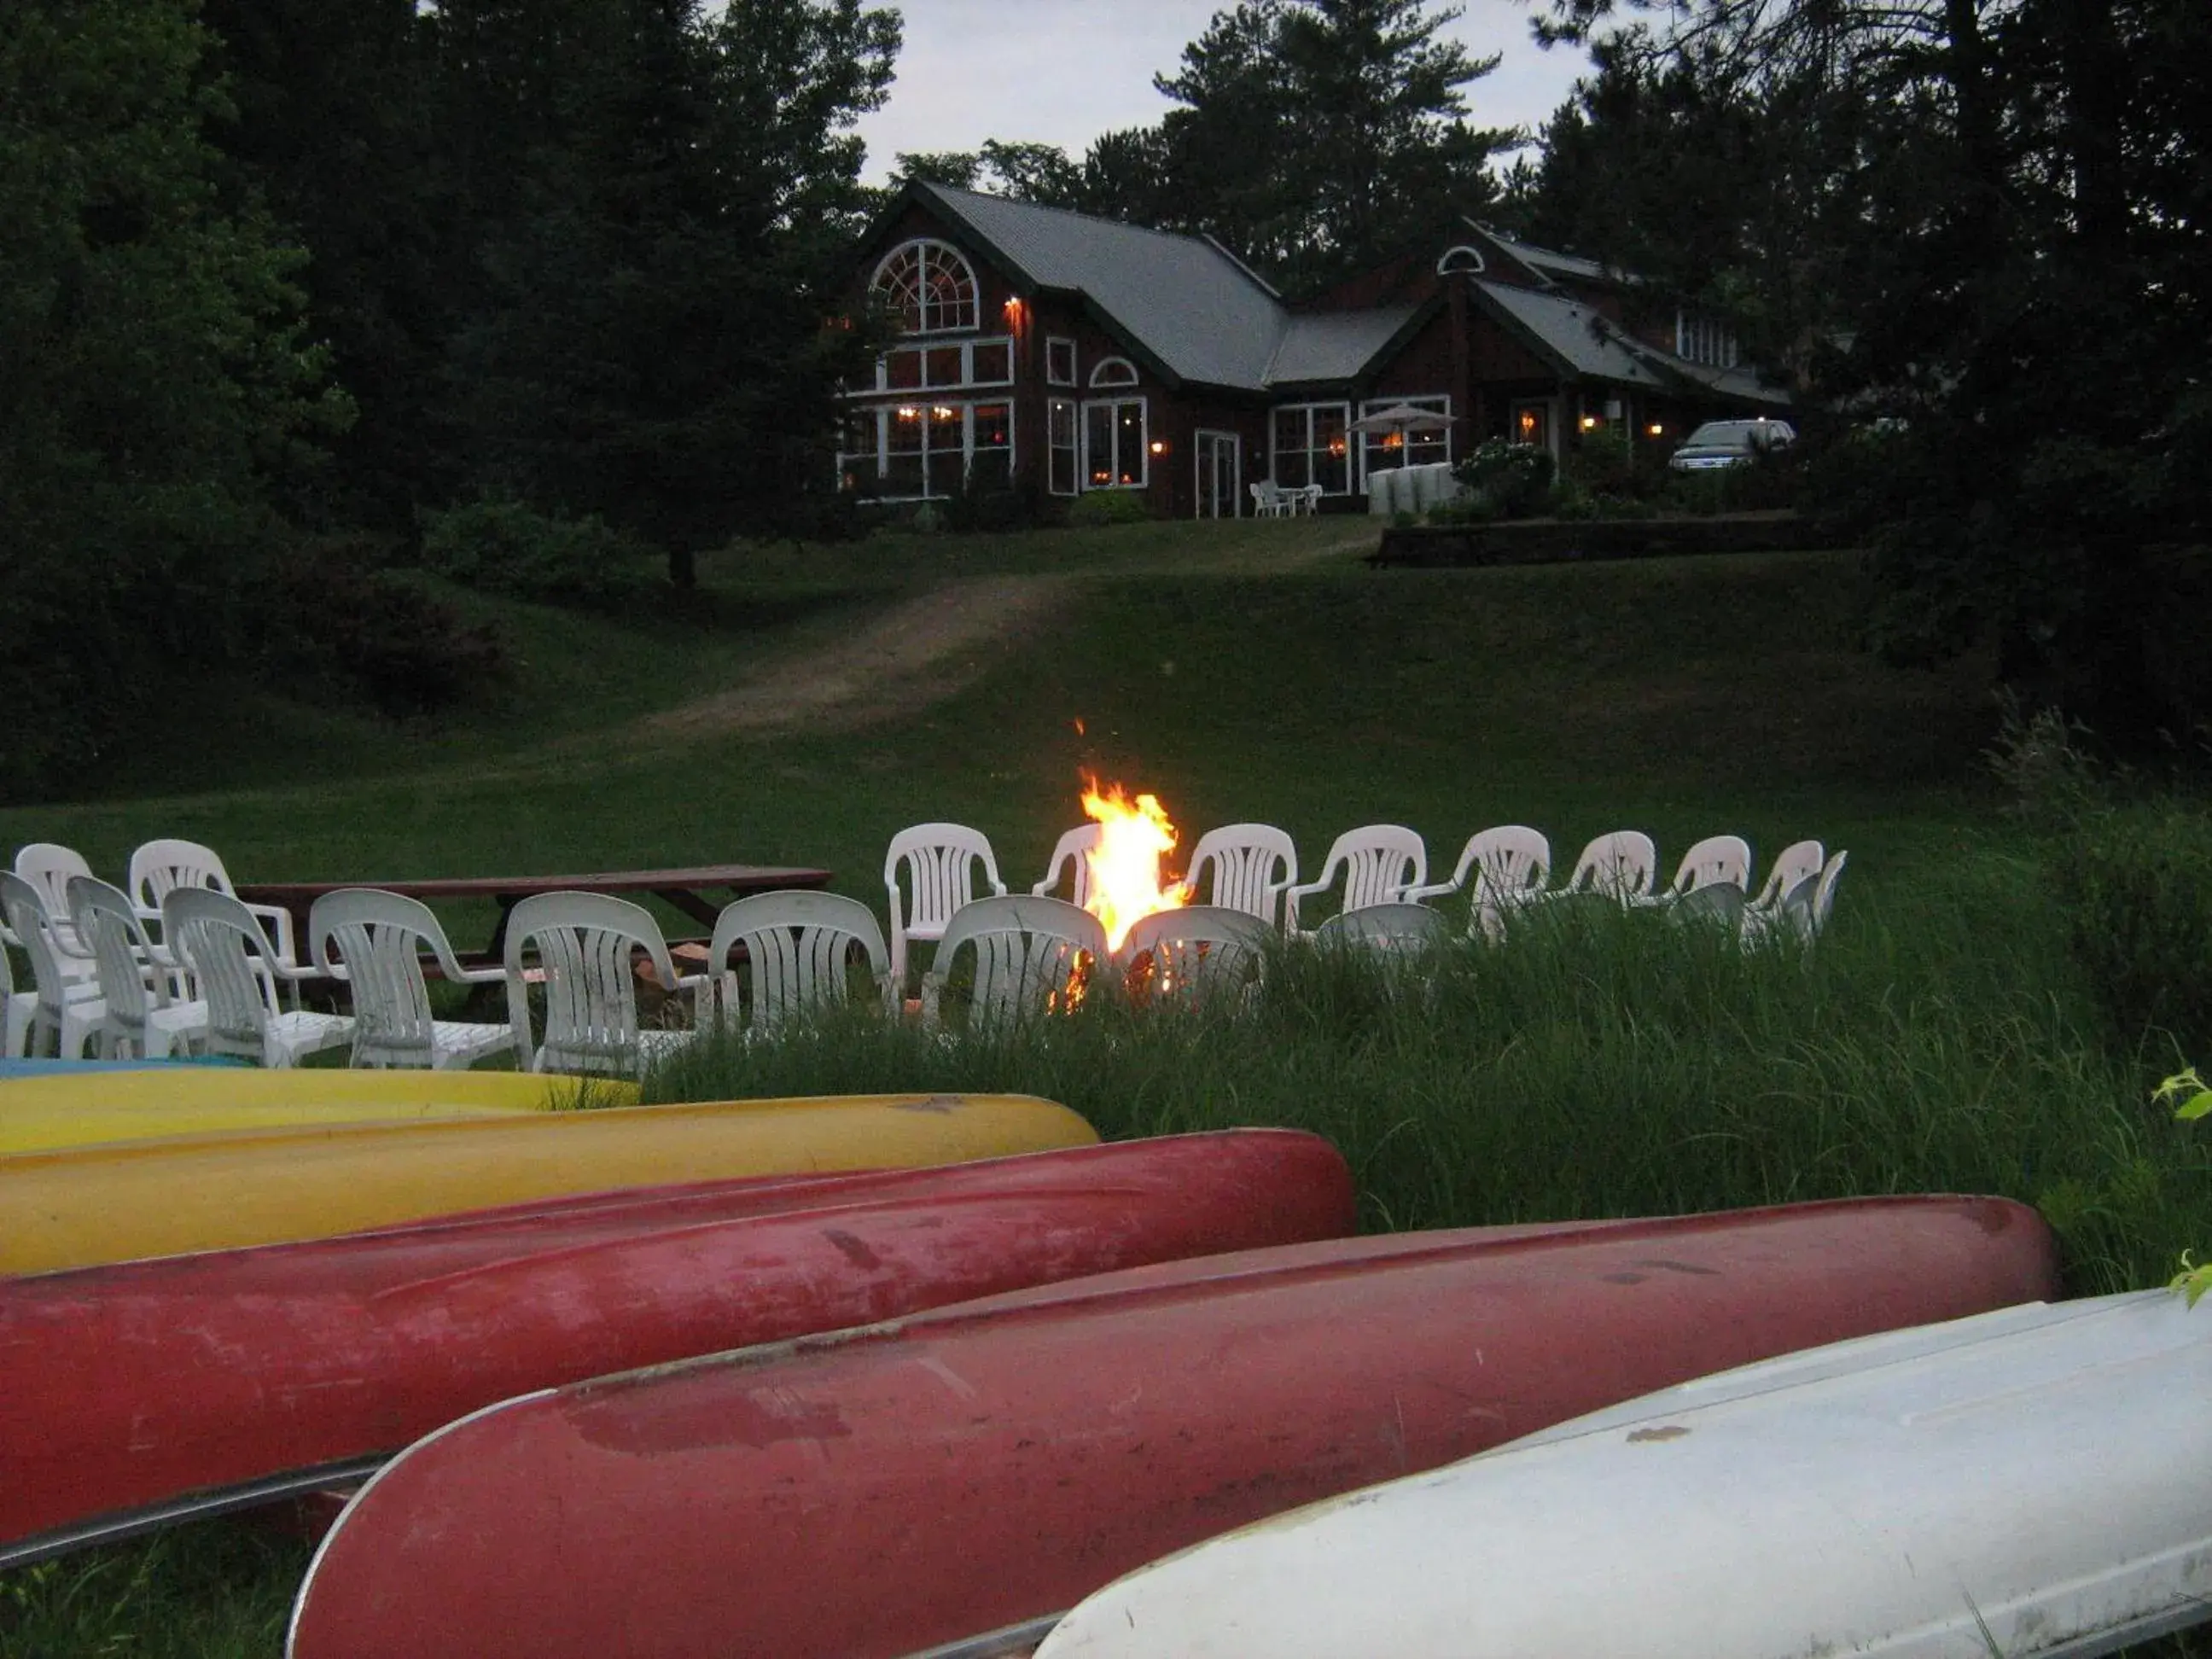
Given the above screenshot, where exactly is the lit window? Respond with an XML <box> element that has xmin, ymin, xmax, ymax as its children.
<box><xmin>1049</xmin><ymin>399</ymin><xmax>1078</xmax><ymax>496</ymax></box>
<box><xmin>847</xmin><ymin>399</ymin><xmax>1016</xmax><ymax>501</ymax></box>
<box><xmin>1270</xmin><ymin>403</ymin><xmax>1351</xmax><ymax>494</ymax></box>
<box><xmin>1046</xmin><ymin>338</ymin><xmax>1077</xmax><ymax>387</ymax></box>
<box><xmin>1088</xmin><ymin>357</ymin><xmax>1139</xmax><ymax>388</ymax></box>
<box><xmin>873</xmin><ymin>239</ymin><xmax>980</xmax><ymax>335</ymax></box>
<box><xmin>1083</xmin><ymin>397</ymin><xmax>1148</xmax><ymax>488</ymax></box>
<box><xmin>1356</xmin><ymin>395</ymin><xmax>1450</xmax><ymax>479</ymax></box>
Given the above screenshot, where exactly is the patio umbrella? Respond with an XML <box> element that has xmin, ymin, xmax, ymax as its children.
<box><xmin>1347</xmin><ymin>404</ymin><xmax>1453</xmax><ymax>435</ymax></box>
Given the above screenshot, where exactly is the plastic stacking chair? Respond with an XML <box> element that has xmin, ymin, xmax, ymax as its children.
<box><xmin>0</xmin><ymin>872</ymin><xmax>106</xmax><ymax>1058</ymax></box>
<box><xmin>1740</xmin><ymin>840</ymin><xmax>1825</xmax><ymax>945</ymax></box>
<box><xmin>921</xmin><ymin>895</ymin><xmax>1107</xmax><ymax>1030</ymax></box>
<box><xmin>1313</xmin><ymin>902</ymin><xmax>1455</xmax><ymax>955</ymax></box>
<box><xmin>311</xmin><ymin>889</ymin><xmax>509</xmax><ymax>1070</ymax></box>
<box><xmin>1118</xmin><ymin>905</ymin><xmax>1273</xmax><ymax>1004</ymax></box>
<box><xmin>1554</xmin><ymin>831</ymin><xmax>1660</xmax><ymax>904</ymax></box>
<box><xmin>1032</xmin><ymin>825</ymin><xmax>1103</xmax><ymax>909</ymax></box>
<box><xmin>885</xmin><ymin>824</ymin><xmax>1008</xmax><ymax>998</ymax></box>
<box><xmin>1403</xmin><ymin>826</ymin><xmax>1551</xmax><ymax>940</ymax></box>
<box><xmin>704</xmin><ymin>890</ymin><xmax>893</xmax><ymax>1038</ymax></box>
<box><xmin>1655</xmin><ymin>835</ymin><xmax>1753</xmax><ymax>907</ymax></box>
<box><xmin>13</xmin><ymin>842</ymin><xmax>99</xmax><ymax>978</ymax></box>
<box><xmin>67</xmin><ymin>876</ymin><xmax>208</xmax><ymax>1060</ymax></box>
<box><xmin>1284</xmin><ymin>826</ymin><xmax>1427</xmax><ymax>937</ymax></box>
<box><xmin>162</xmin><ymin>888</ymin><xmax>352</xmax><ymax>1068</ymax></box>
<box><xmin>129</xmin><ymin>838</ymin><xmax>300</xmax><ymax>967</ymax></box>
<box><xmin>0</xmin><ymin>930</ymin><xmax>33</xmax><ymax>1058</ymax></box>
<box><xmin>1667</xmin><ymin>880</ymin><xmax>1749</xmax><ymax>932</ymax></box>
<box><xmin>1183</xmin><ymin>824</ymin><xmax>1299</xmax><ymax>930</ymax></box>
<box><xmin>503</xmin><ymin>891</ymin><xmax>692</xmax><ymax>1077</ymax></box>
<box><xmin>1807</xmin><ymin>851</ymin><xmax>1849</xmax><ymax>940</ymax></box>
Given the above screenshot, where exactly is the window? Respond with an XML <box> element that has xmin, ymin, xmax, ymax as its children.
<box><xmin>1271</xmin><ymin>403</ymin><xmax>1350</xmax><ymax>494</ymax></box>
<box><xmin>1674</xmin><ymin>311</ymin><xmax>1739</xmax><ymax>368</ymax></box>
<box><xmin>873</xmin><ymin>239</ymin><xmax>979</xmax><ymax>335</ymax></box>
<box><xmin>1046</xmin><ymin>338</ymin><xmax>1077</xmax><ymax>386</ymax></box>
<box><xmin>1358</xmin><ymin>395</ymin><xmax>1451</xmax><ymax>480</ymax></box>
<box><xmin>868</xmin><ymin>337</ymin><xmax>1016</xmax><ymax>393</ymax></box>
<box><xmin>839</xmin><ymin>400</ymin><xmax>1018</xmax><ymax>500</ymax></box>
<box><xmin>1083</xmin><ymin>398</ymin><xmax>1148</xmax><ymax>488</ymax></box>
<box><xmin>1089</xmin><ymin>357</ymin><xmax>1138</xmax><ymax>388</ymax></box>
<box><xmin>1049</xmin><ymin>399</ymin><xmax>1079</xmax><ymax>496</ymax></box>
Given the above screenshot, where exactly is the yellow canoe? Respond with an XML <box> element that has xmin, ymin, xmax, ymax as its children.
<box><xmin>0</xmin><ymin>1094</ymin><xmax>1097</xmax><ymax>1274</ymax></box>
<box><xmin>0</xmin><ymin>1068</ymin><xmax>629</xmax><ymax>1156</ymax></box>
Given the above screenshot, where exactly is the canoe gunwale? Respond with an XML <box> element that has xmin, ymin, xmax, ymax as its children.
<box><xmin>0</xmin><ymin>1454</ymin><xmax>384</xmax><ymax>1573</ymax></box>
<box><xmin>899</xmin><ymin>1615</ymin><xmax>1062</xmax><ymax>1659</ymax></box>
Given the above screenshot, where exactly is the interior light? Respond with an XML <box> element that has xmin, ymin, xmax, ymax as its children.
<box><xmin>1648</xmin><ymin>422</ymin><xmax>1665</xmax><ymax>437</ymax></box>
<box><xmin>1580</xmin><ymin>415</ymin><xmax>1598</xmax><ymax>431</ymax></box>
<box><xmin>1149</xmin><ymin>439</ymin><xmax>1167</xmax><ymax>456</ymax></box>
<box><xmin>896</xmin><ymin>406</ymin><xmax>918</xmax><ymax>420</ymax></box>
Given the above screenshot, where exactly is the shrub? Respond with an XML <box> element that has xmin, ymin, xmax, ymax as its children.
<box><xmin>1564</xmin><ymin>428</ymin><xmax>1638</xmax><ymax>497</ymax></box>
<box><xmin>420</xmin><ymin>499</ymin><xmax>658</xmax><ymax>606</ymax></box>
<box><xmin>260</xmin><ymin>536</ymin><xmax>506</xmax><ymax>717</ymax></box>
<box><xmin>938</xmin><ymin>465</ymin><xmax>1037</xmax><ymax>534</ymax></box>
<box><xmin>2057</xmin><ymin>803</ymin><xmax>2212</xmax><ymax>1059</ymax></box>
<box><xmin>1452</xmin><ymin>440</ymin><xmax>1555</xmax><ymax>519</ymax></box>
<box><xmin>1066</xmin><ymin>490</ymin><xmax>1152</xmax><ymax>528</ymax></box>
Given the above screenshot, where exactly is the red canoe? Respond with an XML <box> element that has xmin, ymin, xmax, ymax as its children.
<box><xmin>286</xmin><ymin>1194</ymin><xmax>2061</xmax><ymax>1659</ymax></box>
<box><xmin>0</xmin><ymin>1130</ymin><xmax>1356</xmax><ymax>1568</ymax></box>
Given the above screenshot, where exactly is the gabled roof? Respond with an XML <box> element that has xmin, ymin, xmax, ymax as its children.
<box><xmin>1476</xmin><ymin>281</ymin><xmax>1670</xmax><ymax>389</ymax></box>
<box><xmin>1476</xmin><ymin>279</ymin><xmax>1793</xmax><ymax>406</ymax></box>
<box><xmin>909</xmin><ymin>183</ymin><xmax>1287</xmax><ymax>390</ymax></box>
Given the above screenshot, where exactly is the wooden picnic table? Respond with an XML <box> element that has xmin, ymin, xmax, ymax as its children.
<box><xmin>236</xmin><ymin>863</ymin><xmax>834</xmax><ymax>968</ymax></box>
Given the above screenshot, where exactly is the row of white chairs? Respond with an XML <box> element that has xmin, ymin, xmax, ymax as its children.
<box><xmin>883</xmin><ymin>822</ymin><xmax>1849</xmax><ymax>989</ymax></box>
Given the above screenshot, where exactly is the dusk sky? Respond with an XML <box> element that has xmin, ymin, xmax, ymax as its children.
<box><xmin>852</xmin><ymin>1</ymin><xmax>1592</xmax><ymax>183</ymax></box>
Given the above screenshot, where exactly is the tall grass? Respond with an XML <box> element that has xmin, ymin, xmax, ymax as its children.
<box><xmin>649</xmin><ymin>852</ymin><xmax>2212</xmax><ymax>1296</ymax></box>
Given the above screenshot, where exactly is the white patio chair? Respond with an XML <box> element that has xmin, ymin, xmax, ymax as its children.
<box><xmin>130</xmin><ymin>838</ymin><xmax>301</xmax><ymax>970</ymax></box>
<box><xmin>1284</xmin><ymin>825</ymin><xmax>1427</xmax><ymax>937</ymax></box>
<box><xmin>1807</xmin><ymin>850</ymin><xmax>1849</xmax><ymax>940</ymax></box>
<box><xmin>1031</xmin><ymin>824</ymin><xmax>1102</xmax><ymax>909</ymax></box>
<box><xmin>921</xmin><ymin>895</ymin><xmax>1107</xmax><ymax>1030</ymax></box>
<box><xmin>704</xmin><ymin>890</ymin><xmax>893</xmax><ymax>1038</ymax></box>
<box><xmin>1184</xmin><ymin>824</ymin><xmax>1299</xmax><ymax>930</ymax></box>
<box><xmin>0</xmin><ymin>872</ymin><xmax>106</xmax><ymax>1058</ymax></box>
<box><xmin>310</xmin><ymin>889</ymin><xmax>509</xmax><ymax>1070</ymax></box>
<box><xmin>503</xmin><ymin>891</ymin><xmax>693</xmax><ymax>1077</ymax></box>
<box><xmin>1249</xmin><ymin>480</ymin><xmax>1289</xmax><ymax>519</ymax></box>
<box><xmin>162</xmin><ymin>888</ymin><xmax>353</xmax><ymax>1068</ymax></box>
<box><xmin>1652</xmin><ymin>835</ymin><xmax>1754</xmax><ymax>908</ymax></box>
<box><xmin>885</xmin><ymin>823</ymin><xmax>1008</xmax><ymax>998</ymax></box>
<box><xmin>1668</xmin><ymin>880</ymin><xmax>1749</xmax><ymax>932</ymax></box>
<box><xmin>1403</xmin><ymin>826</ymin><xmax>1551</xmax><ymax>940</ymax></box>
<box><xmin>1118</xmin><ymin>905</ymin><xmax>1273</xmax><ymax>1004</ymax></box>
<box><xmin>2</xmin><ymin>917</ymin><xmax>41</xmax><ymax>1058</ymax></box>
<box><xmin>13</xmin><ymin>842</ymin><xmax>99</xmax><ymax>977</ymax></box>
<box><xmin>1739</xmin><ymin>840</ymin><xmax>1825</xmax><ymax>944</ymax></box>
<box><xmin>67</xmin><ymin>876</ymin><xmax>208</xmax><ymax>1060</ymax></box>
<box><xmin>1314</xmin><ymin>902</ymin><xmax>1455</xmax><ymax>955</ymax></box>
<box><xmin>1553</xmin><ymin>831</ymin><xmax>1660</xmax><ymax>904</ymax></box>
<box><xmin>1295</xmin><ymin>483</ymin><xmax>1325</xmax><ymax>515</ymax></box>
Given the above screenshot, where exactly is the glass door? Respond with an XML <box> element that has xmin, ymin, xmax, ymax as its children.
<box><xmin>1194</xmin><ymin>430</ymin><xmax>1241</xmax><ymax>519</ymax></box>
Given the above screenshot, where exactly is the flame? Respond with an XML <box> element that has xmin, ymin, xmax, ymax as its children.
<box><xmin>1079</xmin><ymin>778</ymin><xmax>1190</xmax><ymax>952</ymax></box>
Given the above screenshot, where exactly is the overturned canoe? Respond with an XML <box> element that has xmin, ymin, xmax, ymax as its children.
<box><xmin>0</xmin><ymin>1130</ymin><xmax>1354</xmax><ymax>1568</ymax></box>
<box><xmin>1030</xmin><ymin>1291</ymin><xmax>2212</xmax><ymax>1659</ymax></box>
<box><xmin>0</xmin><ymin>1066</ymin><xmax>610</xmax><ymax>1155</ymax></box>
<box><xmin>0</xmin><ymin>1093</ymin><xmax>1097</xmax><ymax>1274</ymax></box>
<box><xmin>285</xmin><ymin>1194</ymin><xmax>2061</xmax><ymax>1659</ymax></box>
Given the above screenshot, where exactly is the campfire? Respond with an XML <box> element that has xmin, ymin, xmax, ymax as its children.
<box><xmin>1078</xmin><ymin>778</ymin><xmax>1190</xmax><ymax>952</ymax></box>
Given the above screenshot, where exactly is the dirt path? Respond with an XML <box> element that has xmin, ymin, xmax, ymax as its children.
<box><xmin>637</xmin><ymin>574</ymin><xmax>1079</xmax><ymax>743</ymax></box>
<box><xmin>630</xmin><ymin>527</ymin><xmax>1376</xmax><ymax>745</ymax></box>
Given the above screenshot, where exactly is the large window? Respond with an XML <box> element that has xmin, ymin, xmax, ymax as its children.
<box><xmin>1046</xmin><ymin>338</ymin><xmax>1077</xmax><ymax>387</ymax></box>
<box><xmin>1271</xmin><ymin>403</ymin><xmax>1350</xmax><ymax>494</ymax></box>
<box><xmin>1358</xmin><ymin>394</ymin><xmax>1451</xmax><ymax>480</ymax></box>
<box><xmin>868</xmin><ymin>336</ymin><xmax>1014</xmax><ymax>393</ymax></box>
<box><xmin>1083</xmin><ymin>398</ymin><xmax>1148</xmax><ymax>489</ymax></box>
<box><xmin>873</xmin><ymin>239</ymin><xmax>980</xmax><ymax>335</ymax></box>
<box><xmin>1049</xmin><ymin>399</ymin><xmax>1079</xmax><ymax>496</ymax></box>
<box><xmin>1675</xmin><ymin>311</ymin><xmax>1739</xmax><ymax>368</ymax></box>
<box><xmin>840</xmin><ymin>400</ymin><xmax>1014</xmax><ymax>500</ymax></box>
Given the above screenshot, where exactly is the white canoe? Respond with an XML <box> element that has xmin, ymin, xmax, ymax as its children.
<box><xmin>1028</xmin><ymin>1291</ymin><xmax>2212</xmax><ymax>1659</ymax></box>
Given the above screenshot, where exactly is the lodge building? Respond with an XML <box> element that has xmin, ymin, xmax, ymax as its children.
<box><xmin>839</xmin><ymin>181</ymin><xmax>1792</xmax><ymax>518</ymax></box>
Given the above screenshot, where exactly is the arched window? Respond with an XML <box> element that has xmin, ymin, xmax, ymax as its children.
<box><xmin>1089</xmin><ymin>357</ymin><xmax>1139</xmax><ymax>388</ymax></box>
<box><xmin>1435</xmin><ymin>245</ymin><xmax>1485</xmax><ymax>276</ymax></box>
<box><xmin>873</xmin><ymin>239</ymin><xmax>979</xmax><ymax>335</ymax></box>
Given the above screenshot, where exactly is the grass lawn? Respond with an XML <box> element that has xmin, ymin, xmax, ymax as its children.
<box><xmin>5</xmin><ymin>518</ymin><xmax>2207</xmax><ymax>1657</ymax></box>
